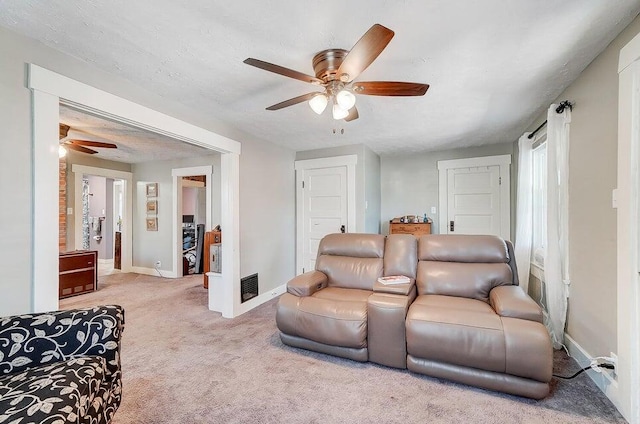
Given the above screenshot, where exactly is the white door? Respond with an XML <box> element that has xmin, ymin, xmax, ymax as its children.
<box><xmin>302</xmin><ymin>166</ymin><xmax>348</xmax><ymax>272</ymax></box>
<box><xmin>438</xmin><ymin>155</ymin><xmax>511</xmax><ymax>239</ymax></box>
<box><xmin>446</xmin><ymin>165</ymin><xmax>501</xmax><ymax>235</ymax></box>
<box><xmin>295</xmin><ymin>155</ymin><xmax>357</xmax><ymax>275</ymax></box>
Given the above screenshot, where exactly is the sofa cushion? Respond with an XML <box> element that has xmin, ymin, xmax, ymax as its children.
<box><xmin>0</xmin><ymin>356</ymin><xmax>108</xmax><ymax>423</ymax></box>
<box><xmin>406</xmin><ymin>295</ymin><xmax>552</xmax><ymax>382</ymax></box>
<box><xmin>276</xmin><ymin>293</ymin><xmax>368</xmax><ymax>349</ymax></box>
<box><xmin>316</xmin><ymin>256</ymin><xmax>383</xmax><ymax>290</ymax></box>
<box><xmin>416</xmin><ymin>261</ymin><xmax>512</xmax><ymax>301</ymax></box>
<box><xmin>407</xmin><ymin>295</ymin><xmax>505</xmax><ymax>373</ymax></box>
<box><xmin>384</xmin><ymin>234</ymin><xmax>418</xmax><ymax>279</ymax></box>
<box><xmin>318</xmin><ymin>233</ymin><xmax>385</xmax><ymax>258</ymax></box>
<box><xmin>312</xmin><ymin>287</ymin><xmax>372</xmax><ymax>302</ymax></box>
<box><xmin>315</xmin><ymin>233</ymin><xmax>385</xmax><ymax>290</ymax></box>
<box><xmin>418</xmin><ymin>234</ymin><xmax>509</xmax><ymax>263</ymax></box>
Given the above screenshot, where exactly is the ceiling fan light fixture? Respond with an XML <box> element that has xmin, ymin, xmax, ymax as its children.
<box><xmin>332</xmin><ymin>103</ymin><xmax>349</xmax><ymax>120</ymax></box>
<box><xmin>308</xmin><ymin>94</ymin><xmax>328</xmax><ymax>114</ymax></box>
<box><xmin>58</xmin><ymin>145</ymin><xmax>67</xmax><ymax>158</ymax></box>
<box><xmin>336</xmin><ymin>90</ymin><xmax>356</xmax><ymax>110</ymax></box>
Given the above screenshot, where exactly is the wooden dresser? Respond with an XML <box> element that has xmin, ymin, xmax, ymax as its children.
<box><xmin>59</xmin><ymin>250</ymin><xmax>98</xmax><ymax>299</ymax></box>
<box><xmin>389</xmin><ymin>220</ymin><xmax>432</xmax><ymax>237</ymax></box>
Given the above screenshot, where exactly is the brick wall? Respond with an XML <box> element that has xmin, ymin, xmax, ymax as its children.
<box><xmin>59</xmin><ymin>158</ymin><xmax>67</xmax><ymax>251</ymax></box>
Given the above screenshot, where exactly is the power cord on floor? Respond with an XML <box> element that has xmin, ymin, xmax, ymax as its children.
<box><xmin>154</xmin><ymin>265</ymin><xmax>163</xmax><ymax>278</ymax></box>
<box><xmin>553</xmin><ymin>361</ymin><xmax>615</xmax><ymax>380</ymax></box>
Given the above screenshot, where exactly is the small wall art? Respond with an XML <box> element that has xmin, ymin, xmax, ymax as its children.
<box><xmin>146</xmin><ymin>183</ymin><xmax>158</xmax><ymax>197</ymax></box>
<box><xmin>146</xmin><ymin>217</ymin><xmax>158</xmax><ymax>231</ymax></box>
<box><xmin>146</xmin><ymin>200</ymin><xmax>158</xmax><ymax>214</ymax></box>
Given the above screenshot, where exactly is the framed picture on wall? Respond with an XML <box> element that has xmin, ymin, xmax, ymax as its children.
<box><xmin>146</xmin><ymin>200</ymin><xmax>158</xmax><ymax>214</ymax></box>
<box><xmin>146</xmin><ymin>217</ymin><xmax>158</xmax><ymax>231</ymax></box>
<box><xmin>146</xmin><ymin>183</ymin><xmax>158</xmax><ymax>197</ymax></box>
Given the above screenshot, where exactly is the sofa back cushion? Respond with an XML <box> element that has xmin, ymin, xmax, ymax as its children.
<box><xmin>316</xmin><ymin>233</ymin><xmax>385</xmax><ymax>290</ymax></box>
<box><xmin>417</xmin><ymin>235</ymin><xmax>513</xmax><ymax>302</ymax></box>
<box><xmin>384</xmin><ymin>234</ymin><xmax>417</xmax><ymax>279</ymax></box>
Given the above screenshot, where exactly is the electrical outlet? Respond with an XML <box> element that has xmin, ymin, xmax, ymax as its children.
<box><xmin>431</xmin><ymin>206</ymin><xmax>437</xmax><ymax>214</ymax></box>
<box><xmin>155</xmin><ymin>260</ymin><xmax>161</xmax><ymax>268</ymax></box>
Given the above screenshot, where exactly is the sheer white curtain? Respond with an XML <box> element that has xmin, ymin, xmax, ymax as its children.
<box><xmin>544</xmin><ymin>104</ymin><xmax>571</xmax><ymax>349</ymax></box>
<box><xmin>514</xmin><ymin>133</ymin><xmax>533</xmax><ymax>293</ymax></box>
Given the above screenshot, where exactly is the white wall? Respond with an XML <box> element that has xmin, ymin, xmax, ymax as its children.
<box><xmin>364</xmin><ymin>146</ymin><xmax>381</xmax><ymax>234</ymax></box>
<box><xmin>182</xmin><ymin>187</ymin><xmax>197</xmax><ymax>216</ymax></box>
<box><xmin>239</xmin><ymin>137</ymin><xmax>296</xmax><ymax>293</ymax></box>
<box><xmin>380</xmin><ymin>143</ymin><xmax>515</xmax><ymax>235</ymax></box>
<box><xmin>0</xmin><ymin>25</ymin><xmax>296</xmax><ymax>315</ymax></box>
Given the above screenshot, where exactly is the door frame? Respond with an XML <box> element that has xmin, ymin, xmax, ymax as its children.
<box><xmin>71</xmin><ymin>165</ymin><xmax>133</xmax><ymax>272</ymax></box>
<box><xmin>28</xmin><ymin>64</ymin><xmax>242</xmax><ymax>318</ymax></box>
<box><xmin>294</xmin><ymin>155</ymin><xmax>357</xmax><ymax>274</ymax></box>
<box><xmin>437</xmin><ymin>154</ymin><xmax>511</xmax><ymax>239</ymax></box>
<box><xmin>616</xmin><ymin>32</ymin><xmax>640</xmax><ymax>424</ymax></box>
<box><xmin>172</xmin><ymin>166</ymin><xmax>213</xmax><ymax>277</ymax></box>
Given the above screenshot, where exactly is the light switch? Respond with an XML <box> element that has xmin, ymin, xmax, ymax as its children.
<box><xmin>67</xmin><ymin>208</ymin><xmax>73</xmax><ymax>215</ymax></box>
<box><xmin>430</xmin><ymin>206</ymin><xmax>437</xmax><ymax>214</ymax></box>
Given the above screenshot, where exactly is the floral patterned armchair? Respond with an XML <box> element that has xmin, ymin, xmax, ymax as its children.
<box><xmin>0</xmin><ymin>305</ymin><xmax>124</xmax><ymax>424</ymax></box>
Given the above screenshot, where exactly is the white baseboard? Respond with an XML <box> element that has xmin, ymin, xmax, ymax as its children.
<box><xmin>98</xmin><ymin>258</ymin><xmax>114</xmax><ymax>265</ymax></box>
<box><xmin>564</xmin><ymin>334</ymin><xmax>620</xmax><ymax>411</ymax></box>
<box><xmin>236</xmin><ymin>283</ymin><xmax>286</xmax><ymax>316</ymax></box>
<box><xmin>131</xmin><ymin>266</ymin><xmax>177</xmax><ymax>279</ymax></box>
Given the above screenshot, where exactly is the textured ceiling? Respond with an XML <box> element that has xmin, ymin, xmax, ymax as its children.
<box><xmin>59</xmin><ymin>105</ymin><xmax>212</xmax><ymax>163</ymax></box>
<box><xmin>3</xmin><ymin>1</ymin><xmax>640</xmax><ymax>154</ymax></box>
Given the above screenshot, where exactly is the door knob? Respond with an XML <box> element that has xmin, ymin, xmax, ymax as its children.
<box><xmin>340</xmin><ymin>225</ymin><xmax>345</xmax><ymax>233</ymax></box>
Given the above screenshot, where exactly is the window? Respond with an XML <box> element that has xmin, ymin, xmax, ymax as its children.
<box><xmin>531</xmin><ymin>136</ymin><xmax>547</xmax><ymax>268</ymax></box>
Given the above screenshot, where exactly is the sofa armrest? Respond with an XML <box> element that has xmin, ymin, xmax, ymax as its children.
<box><xmin>287</xmin><ymin>271</ymin><xmax>328</xmax><ymax>297</ymax></box>
<box><xmin>367</xmin><ymin>286</ymin><xmax>417</xmax><ymax>369</ymax></box>
<box><xmin>373</xmin><ymin>279</ymin><xmax>415</xmax><ymax>296</ymax></box>
<box><xmin>0</xmin><ymin>305</ymin><xmax>124</xmax><ymax>379</ymax></box>
<box><xmin>490</xmin><ymin>286</ymin><xmax>542</xmax><ymax>323</ymax></box>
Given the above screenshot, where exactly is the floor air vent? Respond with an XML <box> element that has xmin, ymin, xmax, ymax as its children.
<box><xmin>241</xmin><ymin>273</ymin><xmax>258</xmax><ymax>303</ymax></box>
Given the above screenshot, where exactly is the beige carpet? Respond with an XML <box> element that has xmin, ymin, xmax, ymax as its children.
<box><xmin>61</xmin><ymin>273</ymin><xmax>626</xmax><ymax>424</ymax></box>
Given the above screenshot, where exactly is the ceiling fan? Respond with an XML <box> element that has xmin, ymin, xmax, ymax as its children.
<box><xmin>244</xmin><ymin>24</ymin><xmax>429</xmax><ymax>122</ymax></box>
<box><xmin>59</xmin><ymin>123</ymin><xmax>118</xmax><ymax>157</ymax></box>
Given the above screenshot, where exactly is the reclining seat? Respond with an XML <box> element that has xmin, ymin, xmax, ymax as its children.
<box><xmin>405</xmin><ymin>235</ymin><xmax>553</xmax><ymax>399</ymax></box>
<box><xmin>276</xmin><ymin>233</ymin><xmax>385</xmax><ymax>361</ymax></box>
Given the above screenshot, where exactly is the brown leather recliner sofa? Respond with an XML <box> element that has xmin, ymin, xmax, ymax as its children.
<box><xmin>276</xmin><ymin>233</ymin><xmax>552</xmax><ymax>399</ymax></box>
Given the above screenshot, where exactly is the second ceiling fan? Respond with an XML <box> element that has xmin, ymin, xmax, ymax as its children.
<box><xmin>59</xmin><ymin>123</ymin><xmax>118</xmax><ymax>156</ymax></box>
<box><xmin>244</xmin><ymin>24</ymin><xmax>429</xmax><ymax>122</ymax></box>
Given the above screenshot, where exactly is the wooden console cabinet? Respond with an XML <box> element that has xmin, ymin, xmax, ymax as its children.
<box><xmin>59</xmin><ymin>250</ymin><xmax>97</xmax><ymax>299</ymax></box>
<box><xmin>389</xmin><ymin>220</ymin><xmax>432</xmax><ymax>237</ymax></box>
<box><xmin>203</xmin><ymin>231</ymin><xmax>222</xmax><ymax>289</ymax></box>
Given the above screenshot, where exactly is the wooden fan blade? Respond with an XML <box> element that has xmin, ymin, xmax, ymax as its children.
<box><xmin>70</xmin><ymin>139</ymin><xmax>118</xmax><ymax>149</ymax></box>
<box><xmin>244</xmin><ymin>58</ymin><xmax>324</xmax><ymax>85</ymax></box>
<box><xmin>65</xmin><ymin>143</ymin><xmax>97</xmax><ymax>154</ymax></box>
<box><xmin>266</xmin><ymin>92</ymin><xmax>322</xmax><ymax>111</ymax></box>
<box><xmin>353</xmin><ymin>81</ymin><xmax>429</xmax><ymax>96</ymax></box>
<box><xmin>59</xmin><ymin>124</ymin><xmax>70</xmax><ymax>140</ymax></box>
<box><xmin>337</xmin><ymin>24</ymin><xmax>394</xmax><ymax>82</ymax></box>
<box><xmin>344</xmin><ymin>106</ymin><xmax>359</xmax><ymax>122</ymax></box>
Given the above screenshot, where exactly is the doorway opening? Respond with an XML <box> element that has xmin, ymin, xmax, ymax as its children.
<box><xmin>173</xmin><ymin>166</ymin><xmax>213</xmax><ymax>278</ymax></box>
<box><xmin>181</xmin><ymin>175</ymin><xmax>206</xmax><ymax>276</ymax></box>
<box><xmin>30</xmin><ymin>64</ymin><xmax>241</xmax><ymax>317</ymax></box>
